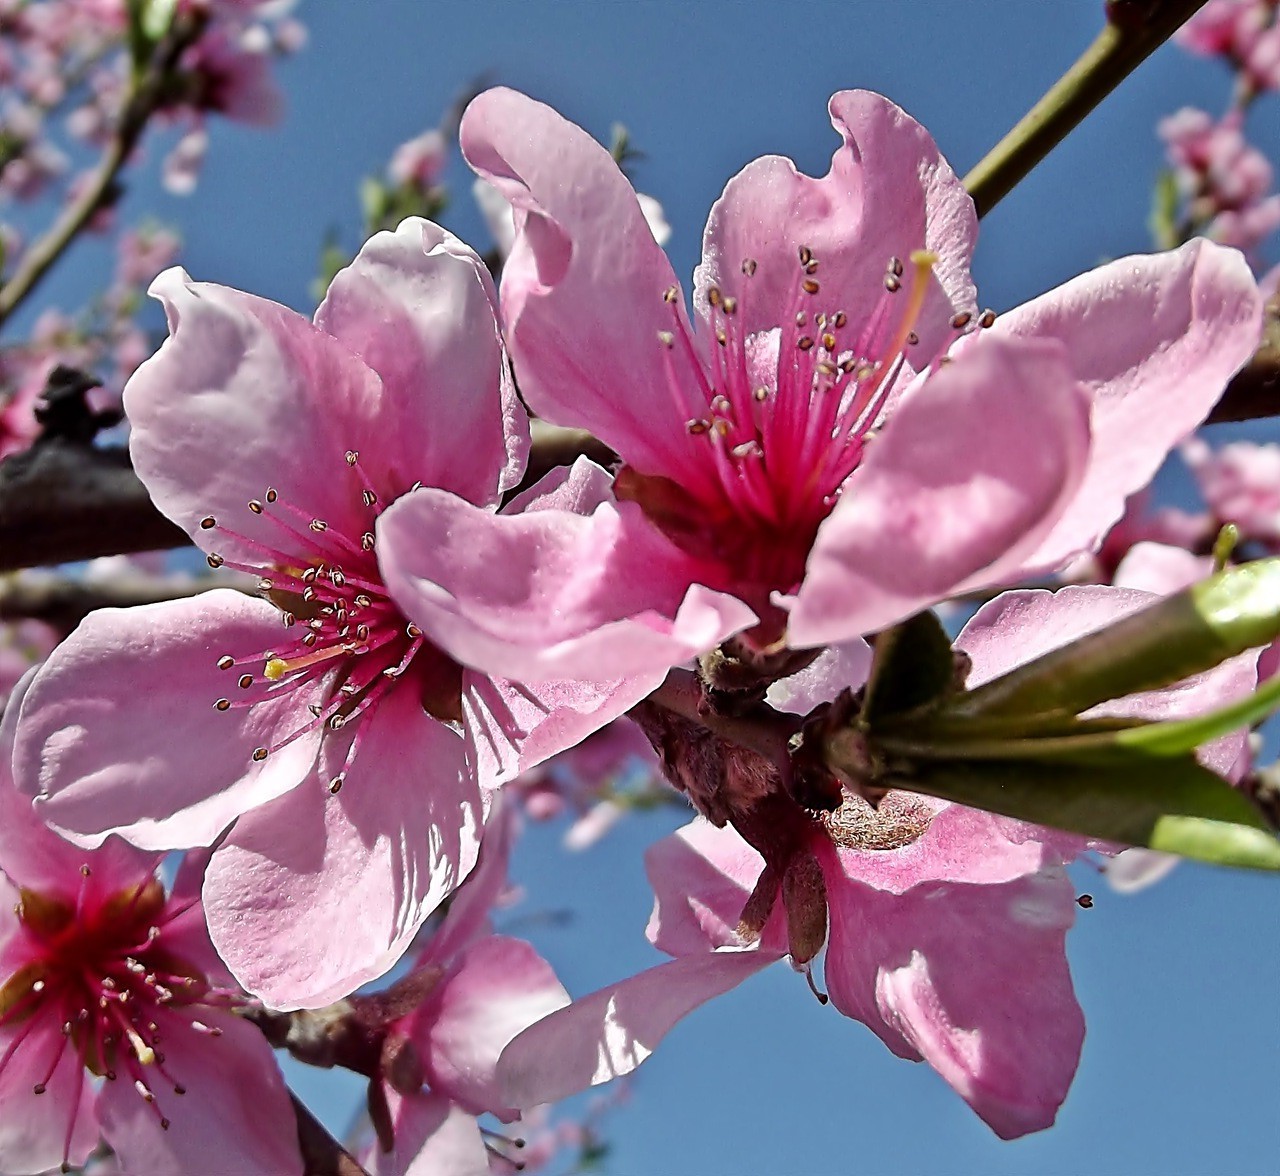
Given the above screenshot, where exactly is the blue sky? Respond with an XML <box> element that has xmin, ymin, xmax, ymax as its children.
<box><xmin>35</xmin><ymin>3</ymin><xmax>1280</xmax><ymax>1172</ymax></box>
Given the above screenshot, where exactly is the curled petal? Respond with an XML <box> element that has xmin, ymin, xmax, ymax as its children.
<box><xmin>316</xmin><ymin>217</ymin><xmax>528</xmax><ymax>504</ymax></box>
<box><xmin>378</xmin><ymin>488</ymin><xmax>755</xmax><ymax>683</ymax></box>
<box><xmin>695</xmin><ymin>89</ymin><xmax>976</xmax><ymax>362</ymax></box>
<box><xmin>789</xmin><ymin>334</ymin><xmax>1092</xmax><ymax>646</ymax></box>
<box><xmin>461</xmin><ymin>87</ymin><xmax>699</xmax><ymax>477</ymax></box>
<box><xmin>995</xmin><ymin>240</ymin><xmax>1264</xmax><ymax>568</ymax></box>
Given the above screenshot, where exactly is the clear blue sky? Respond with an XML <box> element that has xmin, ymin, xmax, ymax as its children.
<box><xmin>42</xmin><ymin>3</ymin><xmax>1280</xmax><ymax>1172</ymax></box>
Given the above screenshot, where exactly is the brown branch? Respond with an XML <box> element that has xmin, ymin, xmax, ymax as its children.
<box><xmin>0</xmin><ymin>442</ymin><xmax>186</xmax><ymax>571</ymax></box>
<box><xmin>1205</xmin><ymin>293</ymin><xmax>1280</xmax><ymax>425</ymax></box>
<box><xmin>0</xmin><ymin>422</ymin><xmax>615</xmax><ymax>573</ymax></box>
<box><xmin>0</xmin><ymin>568</ymin><xmax>243</xmax><ymax>628</ymax></box>
<box><xmin>290</xmin><ymin>1092</ymin><xmax>370</xmax><ymax>1176</ymax></box>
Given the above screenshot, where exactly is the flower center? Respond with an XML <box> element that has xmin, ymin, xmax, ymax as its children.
<box><xmin>0</xmin><ymin>866</ymin><xmax>229</xmax><ymax>1167</ymax></box>
<box><xmin>199</xmin><ymin>450</ymin><xmax>462</xmax><ymax>794</ymax></box>
<box><xmin>618</xmin><ymin>246</ymin><xmax>990</xmax><ymax>622</ymax></box>
<box><xmin>820</xmin><ymin>789</ymin><xmax>933</xmax><ymax>851</ymax></box>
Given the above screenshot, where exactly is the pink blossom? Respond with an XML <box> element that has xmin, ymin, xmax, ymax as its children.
<box><xmin>114</xmin><ymin>226</ymin><xmax>182</xmax><ymax>290</ymax></box>
<box><xmin>15</xmin><ymin>219</ymin><xmax>676</xmax><ymax>1010</ymax></box>
<box><xmin>358</xmin><ymin>803</ymin><xmax>570</xmax><ymax>1176</ymax></box>
<box><xmin>1159</xmin><ymin>107</ymin><xmax>1280</xmax><ymax>259</ymax></box>
<box><xmin>377</xmin><ymin>88</ymin><xmax>1262</xmax><ymax>688</ymax></box>
<box><xmin>0</xmin><ymin>673</ymin><xmax>303</xmax><ymax>1176</ymax></box>
<box><xmin>494</xmin><ymin>585</ymin><xmax>1257</xmax><ymax>1139</ymax></box>
<box><xmin>1177</xmin><ymin>0</ymin><xmax>1280</xmax><ymax>92</ymax></box>
<box><xmin>0</xmin><ymin>620</ymin><xmax>58</xmax><ymax>709</ymax></box>
<box><xmin>1183</xmin><ymin>436</ymin><xmax>1280</xmax><ymax>549</ymax></box>
<box><xmin>389</xmin><ymin>129</ymin><xmax>448</xmax><ymax>192</ymax></box>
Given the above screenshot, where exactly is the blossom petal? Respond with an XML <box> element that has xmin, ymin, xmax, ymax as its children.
<box><xmin>694</xmin><ymin>90</ymin><xmax>976</xmax><ymax>361</ymax></box>
<box><xmin>378</xmin><ymin>488</ymin><xmax>755</xmax><ymax>683</ymax></box>
<box><xmin>316</xmin><ymin>217</ymin><xmax>528</xmax><ymax>504</ymax></box>
<box><xmin>99</xmin><ymin>1006</ymin><xmax>303</xmax><ymax>1176</ymax></box>
<box><xmin>789</xmin><ymin>334</ymin><xmax>1092</xmax><ymax>646</ymax></box>
<box><xmin>422</xmin><ymin>935</ymin><xmax>569</xmax><ymax>1118</ymax></box>
<box><xmin>0</xmin><ymin>1019</ymin><xmax>98</xmax><ymax>1175</ymax></box>
<box><xmin>461</xmin><ymin>87</ymin><xmax>698</xmax><ymax>476</ymax></box>
<box><xmin>15</xmin><ymin>593</ymin><xmax>323</xmax><ymax>851</ymax></box>
<box><xmin>496</xmin><ymin>949</ymin><xmax>776</xmax><ymax>1108</ymax></box>
<box><xmin>128</xmin><ymin>268</ymin><xmax>391</xmax><ymax>565</ymax></box>
<box><xmin>0</xmin><ymin>669</ymin><xmax>158</xmax><ymax>896</ymax></box>
<box><xmin>994</xmin><ymin>239</ymin><xmax>1264</xmax><ymax>568</ymax></box>
<box><xmin>822</xmin><ymin>858</ymin><xmax>1083</xmax><ymax>1139</ymax></box>
<box><xmin>643</xmin><ymin>818</ymin><xmax>782</xmax><ymax>956</ymax></box>
<box><xmin>365</xmin><ymin>1091</ymin><xmax>489</xmax><ymax>1176</ymax></box>
<box><xmin>202</xmin><ymin>687</ymin><xmax>479</xmax><ymax>1009</ymax></box>
<box><xmin>956</xmin><ymin>585</ymin><xmax>1257</xmax><ymax>777</ymax></box>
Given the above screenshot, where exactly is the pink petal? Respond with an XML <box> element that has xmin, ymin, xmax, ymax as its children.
<box><xmin>1112</xmin><ymin>542</ymin><xmax>1213</xmax><ymax>593</ymax></box>
<box><xmin>98</xmin><ymin>1006</ymin><xmax>303</xmax><ymax>1176</ymax></box>
<box><xmin>822</xmin><ymin>855</ymin><xmax>1083</xmax><ymax>1139</ymax></box>
<box><xmin>995</xmin><ymin>240</ymin><xmax>1264</xmax><ymax>569</ymax></box>
<box><xmin>765</xmin><ymin>640</ymin><xmax>872</xmax><ymax>715</ymax></box>
<box><xmin>315</xmin><ymin>218</ymin><xmax>528</xmax><ymax>504</ymax></box>
<box><xmin>496</xmin><ymin>949</ymin><xmax>777</xmax><ymax>1108</ymax></box>
<box><xmin>1105</xmin><ymin>847</ymin><xmax>1180</xmax><ymax>893</ymax></box>
<box><xmin>462</xmin><ymin>670</ymin><xmax>666</xmax><ymax>792</ymax></box>
<box><xmin>377</xmin><ymin>488</ymin><xmax>755</xmax><ymax>683</ymax></box>
<box><xmin>694</xmin><ymin>90</ymin><xmax>976</xmax><ymax>362</ymax></box>
<box><xmin>789</xmin><ymin>334</ymin><xmax>1093</xmax><ymax>646</ymax></box>
<box><xmin>15</xmin><ymin>593</ymin><xmax>323</xmax><ymax>851</ymax></box>
<box><xmin>0</xmin><ymin>1018</ymin><xmax>98</xmax><ymax>1174</ymax></box>
<box><xmin>128</xmin><ymin>269</ymin><xmax>389</xmax><ymax>565</ymax></box>
<box><xmin>460</xmin><ymin>87</ymin><xmax>698</xmax><ymax>477</ymax></box>
<box><xmin>422</xmin><ymin>935</ymin><xmax>570</xmax><ymax>1118</ymax></box>
<box><xmin>365</xmin><ymin>1091</ymin><xmax>489</xmax><ymax>1176</ymax></box>
<box><xmin>956</xmin><ymin>585</ymin><xmax>1257</xmax><ymax>777</ymax></box>
<box><xmin>643</xmin><ymin>818</ymin><xmax>784</xmax><ymax>956</ymax></box>
<box><xmin>0</xmin><ymin>669</ymin><xmax>157</xmax><ymax>896</ymax></box>
<box><xmin>201</xmin><ymin>687</ymin><xmax>479</xmax><ymax>1009</ymax></box>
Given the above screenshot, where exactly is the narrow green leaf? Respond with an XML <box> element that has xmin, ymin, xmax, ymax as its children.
<box><xmin>862</xmin><ymin>610</ymin><xmax>954</xmax><ymax>723</ymax></box>
<box><xmin>939</xmin><ymin>559</ymin><xmax>1280</xmax><ymax>723</ymax></box>
<box><xmin>879</xmin><ymin>754</ymin><xmax>1280</xmax><ymax>870</ymax></box>
<box><xmin>1112</xmin><ymin>671</ymin><xmax>1280</xmax><ymax>758</ymax></box>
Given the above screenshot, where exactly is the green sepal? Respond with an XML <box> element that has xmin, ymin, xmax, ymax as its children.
<box><xmin>862</xmin><ymin>610</ymin><xmax>955</xmax><ymax>723</ymax></box>
<box><xmin>882</xmin><ymin>755</ymin><xmax>1280</xmax><ymax>870</ymax></box>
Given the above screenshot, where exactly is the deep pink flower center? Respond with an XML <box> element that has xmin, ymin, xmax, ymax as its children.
<box><xmin>618</xmin><ymin>246</ymin><xmax>986</xmax><ymax>631</ymax></box>
<box><xmin>200</xmin><ymin>450</ymin><xmax>462</xmax><ymax>794</ymax></box>
<box><xmin>0</xmin><ymin>868</ymin><xmax>230</xmax><ymax>1165</ymax></box>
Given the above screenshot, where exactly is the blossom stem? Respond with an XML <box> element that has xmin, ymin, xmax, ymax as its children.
<box><xmin>964</xmin><ymin>0</ymin><xmax>1211</xmax><ymax>218</ymax></box>
<box><xmin>0</xmin><ymin>14</ymin><xmax>205</xmax><ymax>328</ymax></box>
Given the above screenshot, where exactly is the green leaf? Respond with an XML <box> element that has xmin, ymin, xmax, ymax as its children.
<box><xmin>938</xmin><ymin>559</ymin><xmax>1280</xmax><ymax>724</ymax></box>
<box><xmin>862</xmin><ymin>611</ymin><xmax>954</xmax><ymax>723</ymax></box>
<box><xmin>1148</xmin><ymin>167</ymin><xmax>1182</xmax><ymax>251</ymax></box>
<box><xmin>884</xmin><ymin>754</ymin><xmax>1280</xmax><ymax>870</ymax></box>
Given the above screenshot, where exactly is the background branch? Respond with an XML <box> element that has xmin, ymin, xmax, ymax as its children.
<box><xmin>964</xmin><ymin>0</ymin><xmax>1209</xmax><ymax>218</ymax></box>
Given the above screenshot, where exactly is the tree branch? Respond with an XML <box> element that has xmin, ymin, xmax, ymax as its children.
<box><xmin>1205</xmin><ymin>293</ymin><xmax>1280</xmax><ymax>425</ymax></box>
<box><xmin>0</xmin><ymin>568</ymin><xmax>240</xmax><ymax>627</ymax></box>
<box><xmin>290</xmin><ymin>1092</ymin><xmax>370</xmax><ymax>1176</ymax></box>
<box><xmin>0</xmin><ymin>13</ymin><xmax>203</xmax><ymax>326</ymax></box>
<box><xmin>964</xmin><ymin>0</ymin><xmax>1209</xmax><ymax>218</ymax></box>
<box><xmin>0</xmin><ymin>421</ymin><xmax>615</xmax><ymax>573</ymax></box>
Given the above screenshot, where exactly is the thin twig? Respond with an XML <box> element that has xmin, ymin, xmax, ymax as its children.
<box><xmin>0</xmin><ymin>568</ymin><xmax>245</xmax><ymax>627</ymax></box>
<box><xmin>0</xmin><ymin>14</ymin><xmax>203</xmax><ymax>326</ymax></box>
<box><xmin>964</xmin><ymin>0</ymin><xmax>1210</xmax><ymax>218</ymax></box>
<box><xmin>1205</xmin><ymin>293</ymin><xmax>1280</xmax><ymax>425</ymax></box>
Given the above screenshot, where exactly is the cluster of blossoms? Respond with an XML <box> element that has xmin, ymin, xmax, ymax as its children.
<box><xmin>0</xmin><ymin>79</ymin><xmax>1271</xmax><ymax>1172</ymax></box>
<box><xmin>1157</xmin><ymin>1</ymin><xmax>1280</xmax><ymax>264</ymax></box>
